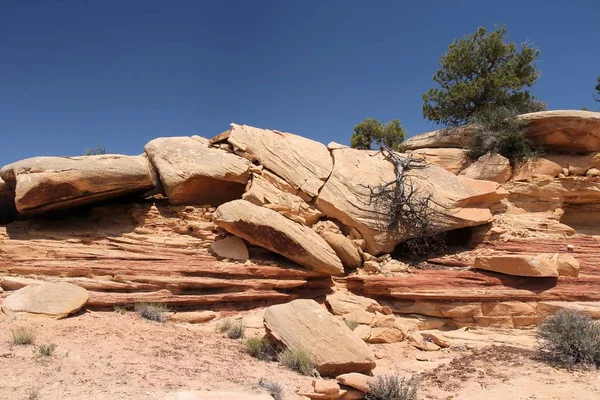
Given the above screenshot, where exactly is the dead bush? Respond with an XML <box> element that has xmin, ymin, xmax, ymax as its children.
<box><xmin>135</xmin><ymin>302</ymin><xmax>168</xmax><ymax>322</ymax></box>
<box><xmin>366</xmin><ymin>374</ymin><xmax>420</xmax><ymax>400</ymax></box>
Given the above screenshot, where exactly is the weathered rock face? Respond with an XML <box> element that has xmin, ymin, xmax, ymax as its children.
<box><xmin>400</xmin><ymin>125</ymin><xmax>475</xmax><ymax>150</ymax></box>
<box><xmin>520</xmin><ymin>110</ymin><xmax>600</xmax><ymax>152</ymax></box>
<box><xmin>410</xmin><ymin>148</ymin><xmax>471</xmax><ymax>174</ymax></box>
<box><xmin>144</xmin><ymin>136</ymin><xmax>250</xmax><ymax>206</ymax></box>
<box><xmin>211</xmin><ymin>124</ymin><xmax>333</xmax><ymax>199</ymax></box>
<box><xmin>473</xmin><ymin>254</ymin><xmax>559</xmax><ymax>277</ymax></box>
<box><xmin>460</xmin><ymin>153</ymin><xmax>512</xmax><ymax>183</ymax></box>
<box><xmin>315</xmin><ymin>147</ymin><xmax>501</xmax><ymax>254</ymax></box>
<box><xmin>213</xmin><ymin>200</ymin><xmax>343</xmax><ymax>275</ymax></box>
<box><xmin>0</xmin><ymin>155</ymin><xmax>156</xmax><ymax>215</ymax></box>
<box><xmin>1</xmin><ymin>282</ymin><xmax>89</xmax><ymax>319</ymax></box>
<box><xmin>263</xmin><ymin>299</ymin><xmax>376</xmax><ymax>376</ymax></box>
<box><xmin>243</xmin><ymin>173</ymin><xmax>322</xmax><ymax>225</ymax></box>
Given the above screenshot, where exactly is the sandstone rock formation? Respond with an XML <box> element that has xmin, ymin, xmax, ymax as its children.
<box><xmin>263</xmin><ymin>299</ymin><xmax>376</xmax><ymax>376</ymax></box>
<box><xmin>410</xmin><ymin>148</ymin><xmax>471</xmax><ymax>174</ymax></box>
<box><xmin>2</xmin><ymin>282</ymin><xmax>88</xmax><ymax>319</ymax></box>
<box><xmin>210</xmin><ymin>236</ymin><xmax>249</xmax><ymax>261</ymax></box>
<box><xmin>400</xmin><ymin>125</ymin><xmax>475</xmax><ymax>150</ymax></box>
<box><xmin>519</xmin><ymin>110</ymin><xmax>600</xmax><ymax>152</ymax></box>
<box><xmin>0</xmin><ymin>155</ymin><xmax>156</xmax><ymax>215</ymax></box>
<box><xmin>473</xmin><ymin>254</ymin><xmax>560</xmax><ymax>277</ymax></box>
<box><xmin>211</xmin><ymin>124</ymin><xmax>333</xmax><ymax>199</ymax></box>
<box><xmin>318</xmin><ymin>231</ymin><xmax>362</xmax><ymax>270</ymax></box>
<box><xmin>242</xmin><ymin>173</ymin><xmax>322</xmax><ymax>225</ymax></box>
<box><xmin>144</xmin><ymin>136</ymin><xmax>250</xmax><ymax>205</ymax></box>
<box><xmin>460</xmin><ymin>153</ymin><xmax>512</xmax><ymax>183</ymax></box>
<box><xmin>315</xmin><ymin>147</ymin><xmax>501</xmax><ymax>254</ymax></box>
<box><xmin>213</xmin><ymin>200</ymin><xmax>343</xmax><ymax>275</ymax></box>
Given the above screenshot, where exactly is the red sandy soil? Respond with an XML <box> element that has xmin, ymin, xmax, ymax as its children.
<box><xmin>0</xmin><ymin>310</ymin><xmax>598</xmax><ymax>400</ymax></box>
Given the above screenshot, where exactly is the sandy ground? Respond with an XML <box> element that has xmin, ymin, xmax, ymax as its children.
<box><xmin>0</xmin><ymin>310</ymin><xmax>598</xmax><ymax>400</ymax></box>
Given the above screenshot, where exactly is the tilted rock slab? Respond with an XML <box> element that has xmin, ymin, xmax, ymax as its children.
<box><xmin>243</xmin><ymin>173</ymin><xmax>322</xmax><ymax>225</ymax></box>
<box><xmin>210</xmin><ymin>124</ymin><xmax>333</xmax><ymax>199</ymax></box>
<box><xmin>144</xmin><ymin>136</ymin><xmax>250</xmax><ymax>205</ymax></box>
<box><xmin>315</xmin><ymin>147</ymin><xmax>502</xmax><ymax>254</ymax></box>
<box><xmin>0</xmin><ymin>155</ymin><xmax>156</xmax><ymax>215</ymax></box>
<box><xmin>213</xmin><ymin>200</ymin><xmax>343</xmax><ymax>275</ymax></box>
<box><xmin>263</xmin><ymin>299</ymin><xmax>376</xmax><ymax>376</ymax></box>
<box><xmin>2</xmin><ymin>282</ymin><xmax>89</xmax><ymax>319</ymax></box>
<box><xmin>519</xmin><ymin>110</ymin><xmax>600</xmax><ymax>152</ymax></box>
<box><xmin>400</xmin><ymin>125</ymin><xmax>475</xmax><ymax>150</ymax></box>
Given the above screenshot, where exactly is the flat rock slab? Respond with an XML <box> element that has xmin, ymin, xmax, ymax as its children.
<box><xmin>213</xmin><ymin>200</ymin><xmax>343</xmax><ymax>275</ymax></box>
<box><xmin>264</xmin><ymin>299</ymin><xmax>376</xmax><ymax>376</ymax></box>
<box><xmin>474</xmin><ymin>254</ymin><xmax>559</xmax><ymax>277</ymax></box>
<box><xmin>400</xmin><ymin>125</ymin><xmax>475</xmax><ymax>150</ymax></box>
<box><xmin>165</xmin><ymin>391</ymin><xmax>273</xmax><ymax>400</ymax></box>
<box><xmin>0</xmin><ymin>155</ymin><xmax>156</xmax><ymax>215</ymax></box>
<box><xmin>145</xmin><ymin>136</ymin><xmax>250</xmax><ymax>205</ymax></box>
<box><xmin>520</xmin><ymin>110</ymin><xmax>600</xmax><ymax>152</ymax></box>
<box><xmin>2</xmin><ymin>282</ymin><xmax>89</xmax><ymax>319</ymax></box>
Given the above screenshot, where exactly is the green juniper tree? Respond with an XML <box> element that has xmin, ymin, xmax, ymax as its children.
<box><xmin>595</xmin><ymin>76</ymin><xmax>600</xmax><ymax>102</ymax></box>
<box><xmin>350</xmin><ymin>118</ymin><xmax>405</xmax><ymax>150</ymax></box>
<box><xmin>422</xmin><ymin>25</ymin><xmax>544</xmax><ymax>127</ymax></box>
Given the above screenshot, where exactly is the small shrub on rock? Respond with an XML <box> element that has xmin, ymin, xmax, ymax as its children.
<box><xmin>135</xmin><ymin>302</ymin><xmax>168</xmax><ymax>322</ymax></box>
<box><xmin>278</xmin><ymin>348</ymin><xmax>314</xmax><ymax>376</ymax></box>
<box><xmin>538</xmin><ymin>309</ymin><xmax>600</xmax><ymax>366</ymax></box>
<box><xmin>366</xmin><ymin>375</ymin><xmax>420</xmax><ymax>400</ymax></box>
<box><xmin>345</xmin><ymin>320</ymin><xmax>360</xmax><ymax>330</ymax></box>
<box><xmin>245</xmin><ymin>336</ymin><xmax>276</xmax><ymax>360</ymax></box>
<box><xmin>11</xmin><ymin>327</ymin><xmax>37</xmax><ymax>345</ymax></box>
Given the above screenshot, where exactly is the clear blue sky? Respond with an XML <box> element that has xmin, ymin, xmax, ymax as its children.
<box><xmin>1</xmin><ymin>1</ymin><xmax>599</xmax><ymax>166</ymax></box>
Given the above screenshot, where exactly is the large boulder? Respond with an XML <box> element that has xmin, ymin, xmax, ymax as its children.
<box><xmin>400</xmin><ymin>125</ymin><xmax>475</xmax><ymax>150</ymax></box>
<box><xmin>410</xmin><ymin>148</ymin><xmax>471</xmax><ymax>175</ymax></box>
<box><xmin>144</xmin><ymin>136</ymin><xmax>250</xmax><ymax>205</ymax></box>
<box><xmin>210</xmin><ymin>124</ymin><xmax>333</xmax><ymax>199</ymax></box>
<box><xmin>243</xmin><ymin>173</ymin><xmax>322</xmax><ymax>225</ymax></box>
<box><xmin>2</xmin><ymin>283</ymin><xmax>89</xmax><ymax>319</ymax></box>
<box><xmin>460</xmin><ymin>153</ymin><xmax>512</xmax><ymax>183</ymax></box>
<box><xmin>315</xmin><ymin>147</ymin><xmax>502</xmax><ymax>254</ymax></box>
<box><xmin>213</xmin><ymin>200</ymin><xmax>343</xmax><ymax>275</ymax></box>
<box><xmin>0</xmin><ymin>155</ymin><xmax>156</xmax><ymax>215</ymax></box>
<box><xmin>520</xmin><ymin>110</ymin><xmax>600</xmax><ymax>152</ymax></box>
<box><xmin>473</xmin><ymin>254</ymin><xmax>559</xmax><ymax>277</ymax></box>
<box><xmin>263</xmin><ymin>299</ymin><xmax>376</xmax><ymax>376</ymax></box>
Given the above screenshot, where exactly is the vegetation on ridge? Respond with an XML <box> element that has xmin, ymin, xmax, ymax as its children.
<box><xmin>351</xmin><ymin>118</ymin><xmax>406</xmax><ymax>151</ymax></box>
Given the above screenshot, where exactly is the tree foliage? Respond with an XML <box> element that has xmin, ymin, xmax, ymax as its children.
<box><xmin>84</xmin><ymin>143</ymin><xmax>106</xmax><ymax>156</ymax></box>
<box><xmin>467</xmin><ymin>105</ymin><xmax>544</xmax><ymax>164</ymax></box>
<box><xmin>350</xmin><ymin>118</ymin><xmax>406</xmax><ymax>150</ymax></box>
<box><xmin>595</xmin><ymin>76</ymin><xmax>600</xmax><ymax>102</ymax></box>
<box><xmin>422</xmin><ymin>25</ymin><xmax>541</xmax><ymax>126</ymax></box>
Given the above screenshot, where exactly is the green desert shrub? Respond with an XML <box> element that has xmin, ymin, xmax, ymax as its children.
<box><xmin>245</xmin><ymin>336</ymin><xmax>276</xmax><ymax>360</ymax></box>
<box><xmin>135</xmin><ymin>302</ymin><xmax>168</xmax><ymax>322</ymax></box>
<box><xmin>11</xmin><ymin>327</ymin><xmax>37</xmax><ymax>345</ymax></box>
<box><xmin>37</xmin><ymin>343</ymin><xmax>57</xmax><ymax>357</ymax></box>
<box><xmin>278</xmin><ymin>348</ymin><xmax>314</xmax><ymax>376</ymax></box>
<box><xmin>344</xmin><ymin>320</ymin><xmax>360</xmax><ymax>331</ymax></box>
<box><xmin>366</xmin><ymin>375</ymin><xmax>420</xmax><ymax>400</ymax></box>
<box><xmin>216</xmin><ymin>319</ymin><xmax>245</xmax><ymax>339</ymax></box>
<box><xmin>538</xmin><ymin>309</ymin><xmax>600</xmax><ymax>366</ymax></box>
